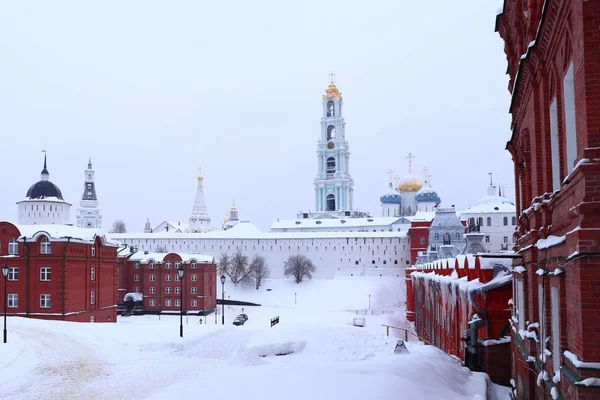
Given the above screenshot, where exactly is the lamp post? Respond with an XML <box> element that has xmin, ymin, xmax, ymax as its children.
<box><xmin>177</xmin><ymin>265</ymin><xmax>185</xmax><ymax>338</ymax></box>
<box><xmin>220</xmin><ymin>274</ymin><xmax>226</xmax><ymax>325</ymax></box>
<box><xmin>369</xmin><ymin>294</ymin><xmax>371</xmax><ymax>309</ymax></box>
<box><xmin>2</xmin><ymin>264</ymin><xmax>9</xmax><ymax>344</ymax></box>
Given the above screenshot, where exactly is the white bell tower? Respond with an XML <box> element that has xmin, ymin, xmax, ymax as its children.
<box><xmin>76</xmin><ymin>158</ymin><xmax>102</xmax><ymax>229</ymax></box>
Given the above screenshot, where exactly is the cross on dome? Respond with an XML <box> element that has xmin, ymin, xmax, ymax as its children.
<box><xmin>406</xmin><ymin>153</ymin><xmax>415</xmax><ymax>173</ymax></box>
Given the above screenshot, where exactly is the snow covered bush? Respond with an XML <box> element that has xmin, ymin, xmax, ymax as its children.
<box><xmin>284</xmin><ymin>254</ymin><xmax>316</xmax><ymax>283</ymax></box>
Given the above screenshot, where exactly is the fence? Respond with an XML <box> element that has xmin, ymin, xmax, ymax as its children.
<box><xmin>350</xmin><ymin>309</ymin><xmax>396</xmax><ymax>316</ymax></box>
<box><xmin>381</xmin><ymin>324</ymin><xmax>430</xmax><ymax>344</ymax></box>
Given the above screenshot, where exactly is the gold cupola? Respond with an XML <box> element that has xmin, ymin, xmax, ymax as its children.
<box><xmin>323</xmin><ymin>72</ymin><xmax>342</xmax><ymax>100</ymax></box>
<box><xmin>397</xmin><ymin>152</ymin><xmax>423</xmax><ymax>192</ymax></box>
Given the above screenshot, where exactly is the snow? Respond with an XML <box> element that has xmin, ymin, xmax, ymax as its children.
<box><xmin>0</xmin><ymin>277</ymin><xmax>492</xmax><ymax>400</ymax></box>
<box><xmin>13</xmin><ymin>223</ymin><xmax>119</xmax><ymax>247</ymax></box>
<box><xmin>551</xmin><ymin>268</ymin><xmax>563</xmax><ymax>276</ymax></box>
<box><xmin>462</xmin><ymin>195</ymin><xmax>515</xmax><ymax>214</ymax></box>
<box><xmin>552</xmin><ymin>370</ymin><xmax>561</xmax><ymax>383</ymax></box>
<box><xmin>127</xmin><ymin>251</ymin><xmax>214</xmax><ymax>264</ymax></box>
<box><xmin>514</xmin><ymin>266</ymin><xmax>526</xmax><ymax>274</ymax></box>
<box><xmin>527</xmin><ymin>322</ymin><xmax>539</xmax><ymax>330</ymax></box>
<box><xmin>564</xmin><ymin>350</ymin><xmax>600</xmax><ymax>369</ymax></box>
<box><xmin>270</xmin><ymin>216</ymin><xmax>403</xmax><ymax>231</ymax></box>
<box><xmin>490</xmin><ymin>383</ymin><xmax>511</xmax><ymax>400</ymax></box>
<box><xmin>408</xmin><ymin>211</ymin><xmax>436</xmax><ymax>222</ymax></box>
<box><xmin>566</xmin><ymin>251</ymin><xmax>579</xmax><ymax>260</ymax></box>
<box><xmin>123</xmin><ymin>292</ymin><xmax>144</xmax><ymax>302</ymax></box>
<box><xmin>479</xmin><ymin>336</ymin><xmax>511</xmax><ymax>347</ymax></box>
<box><xmin>576</xmin><ymin>378</ymin><xmax>600</xmax><ymax>387</ymax></box>
<box><xmin>536</xmin><ymin>235</ymin><xmax>566</xmax><ymax>250</ymax></box>
<box><xmin>551</xmin><ymin>387</ymin><xmax>559</xmax><ymax>400</ymax></box>
<box><xmin>519</xmin><ymin>329</ymin><xmax>539</xmax><ymax>343</ymax></box>
<box><xmin>536</xmin><ymin>269</ymin><xmax>546</xmax><ymax>276</ymax></box>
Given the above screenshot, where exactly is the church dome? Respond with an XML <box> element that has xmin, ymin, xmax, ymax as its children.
<box><xmin>398</xmin><ymin>173</ymin><xmax>423</xmax><ymax>192</ymax></box>
<box><xmin>416</xmin><ymin>182</ymin><xmax>441</xmax><ymax>205</ymax></box>
<box><xmin>25</xmin><ymin>180</ymin><xmax>64</xmax><ymax>200</ymax></box>
<box><xmin>380</xmin><ymin>182</ymin><xmax>401</xmax><ymax>204</ymax></box>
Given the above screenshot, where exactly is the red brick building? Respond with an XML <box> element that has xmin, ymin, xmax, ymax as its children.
<box><xmin>116</xmin><ymin>249</ymin><xmax>217</xmax><ymax>316</ymax></box>
<box><xmin>496</xmin><ymin>1</ymin><xmax>600</xmax><ymax>398</ymax></box>
<box><xmin>0</xmin><ymin>221</ymin><xmax>119</xmax><ymax>323</ymax></box>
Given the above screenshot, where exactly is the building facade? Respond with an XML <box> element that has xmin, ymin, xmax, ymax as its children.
<box><xmin>17</xmin><ymin>154</ymin><xmax>71</xmax><ymax>225</ymax></box>
<box><xmin>0</xmin><ymin>221</ymin><xmax>119</xmax><ymax>323</ymax></box>
<box><xmin>496</xmin><ymin>1</ymin><xmax>600</xmax><ymax>398</ymax></box>
<box><xmin>76</xmin><ymin>159</ymin><xmax>102</xmax><ymax>229</ymax></box>
<box><xmin>116</xmin><ymin>250</ymin><xmax>216</xmax><ymax>316</ymax></box>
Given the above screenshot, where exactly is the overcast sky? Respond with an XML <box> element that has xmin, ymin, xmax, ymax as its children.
<box><xmin>0</xmin><ymin>0</ymin><xmax>511</xmax><ymax>232</ymax></box>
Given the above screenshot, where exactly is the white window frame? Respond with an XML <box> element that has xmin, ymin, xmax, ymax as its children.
<box><xmin>165</xmin><ymin>299</ymin><xmax>172</xmax><ymax>307</ymax></box>
<box><xmin>149</xmin><ymin>299</ymin><xmax>156</xmax><ymax>307</ymax></box>
<box><xmin>134</xmin><ymin>274</ymin><xmax>140</xmax><ymax>282</ymax></box>
<box><xmin>165</xmin><ymin>262</ymin><xmax>171</xmax><ymax>269</ymax></box>
<box><xmin>7</xmin><ymin>294</ymin><xmax>18</xmax><ymax>308</ymax></box>
<box><xmin>40</xmin><ymin>237</ymin><xmax>51</xmax><ymax>254</ymax></box>
<box><xmin>90</xmin><ymin>291</ymin><xmax>95</xmax><ymax>305</ymax></box>
<box><xmin>90</xmin><ymin>316</ymin><xmax>95</xmax><ymax>322</ymax></box>
<box><xmin>550</xmin><ymin>98</ymin><xmax>561</xmax><ymax>190</ymax></box>
<box><xmin>191</xmin><ymin>300</ymin><xmax>197</xmax><ymax>307</ymax></box>
<box><xmin>191</xmin><ymin>287</ymin><xmax>197</xmax><ymax>295</ymax></box>
<box><xmin>563</xmin><ymin>62</ymin><xmax>577</xmax><ymax>171</ymax></box>
<box><xmin>91</xmin><ymin>246</ymin><xmax>96</xmax><ymax>257</ymax></box>
<box><xmin>134</xmin><ymin>286</ymin><xmax>140</xmax><ymax>293</ymax></box>
<box><xmin>516</xmin><ymin>279</ymin><xmax>525</xmax><ymax>328</ymax></box>
<box><xmin>175</xmin><ymin>262</ymin><xmax>181</xmax><ymax>270</ymax></box>
<box><xmin>8</xmin><ymin>238</ymin><xmax>18</xmax><ymax>255</ymax></box>
<box><xmin>91</xmin><ymin>267</ymin><xmax>96</xmax><ymax>281</ymax></box>
<box><xmin>551</xmin><ymin>287</ymin><xmax>561</xmax><ymax>372</ymax></box>
<box><xmin>40</xmin><ymin>267</ymin><xmax>51</xmax><ymax>281</ymax></box>
<box><xmin>149</xmin><ymin>287</ymin><xmax>156</xmax><ymax>294</ymax></box>
<box><xmin>175</xmin><ymin>287</ymin><xmax>181</xmax><ymax>295</ymax></box>
<box><xmin>165</xmin><ymin>287</ymin><xmax>172</xmax><ymax>295</ymax></box>
<box><xmin>165</xmin><ymin>274</ymin><xmax>172</xmax><ymax>282</ymax></box>
<box><xmin>175</xmin><ymin>299</ymin><xmax>181</xmax><ymax>307</ymax></box>
<box><xmin>149</xmin><ymin>274</ymin><xmax>156</xmax><ymax>282</ymax></box>
<box><xmin>134</xmin><ymin>262</ymin><xmax>140</xmax><ymax>269</ymax></box>
<box><xmin>149</xmin><ymin>261</ymin><xmax>155</xmax><ymax>269</ymax></box>
<box><xmin>8</xmin><ymin>267</ymin><xmax>18</xmax><ymax>281</ymax></box>
<box><xmin>191</xmin><ymin>261</ymin><xmax>197</xmax><ymax>269</ymax></box>
<box><xmin>40</xmin><ymin>294</ymin><xmax>51</xmax><ymax>308</ymax></box>
<box><xmin>191</xmin><ymin>274</ymin><xmax>198</xmax><ymax>282</ymax></box>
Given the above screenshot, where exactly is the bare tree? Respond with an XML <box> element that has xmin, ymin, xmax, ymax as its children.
<box><xmin>155</xmin><ymin>245</ymin><xmax>169</xmax><ymax>253</ymax></box>
<box><xmin>110</xmin><ymin>219</ymin><xmax>127</xmax><ymax>233</ymax></box>
<box><xmin>284</xmin><ymin>254</ymin><xmax>316</xmax><ymax>283</ymax></box>
<box><xmin>248</xmin><ymin>255</ymin><xmax>270</xmax><ymax>290</ymax></box>
<box><xmin>219</xmin><ymin>250</ymin><xmax>252</xmax><ymax>286</ymax></box>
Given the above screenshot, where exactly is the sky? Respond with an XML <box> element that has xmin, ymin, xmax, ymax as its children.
<box><xmin>0</xmin><ymin>0</ymin><xmax>511</xmax><ymax>232</ymax></box>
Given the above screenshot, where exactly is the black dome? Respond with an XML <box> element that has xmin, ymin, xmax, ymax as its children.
<box><xmin>25</xmin><ymin>180</ymin><xmax>64</xmax><ymax>200</ymax></box>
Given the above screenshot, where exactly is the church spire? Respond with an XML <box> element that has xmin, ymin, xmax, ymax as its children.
<box><xmin>41</xmin><ymin>150</ymin><xmax>49</xmax><ymax>181</ymax></box>
<box><xmin>189</xmin><ymin>167</ymin><xmax>211</xmax><ymax>232</ymax></box>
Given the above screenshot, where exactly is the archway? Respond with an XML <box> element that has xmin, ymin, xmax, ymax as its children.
<box><xmin>326</xmin><ymin>194</ymin><xmax>336</xmax><ymax>211</ymax></box>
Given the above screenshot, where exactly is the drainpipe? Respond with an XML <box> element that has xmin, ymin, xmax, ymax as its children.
<box><xmin>22</xmin><ymin>237</ymin><xmax>30</xmax><ymax>316</ymax></box>
<box><xmin>62</xmin><ymin>237</ymin><xmax>72</xmax><ymax>321</ymax></box>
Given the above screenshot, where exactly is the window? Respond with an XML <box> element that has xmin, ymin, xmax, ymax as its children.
<box><xmin>87</xmin><ymin>192</ymin><xmax>92</xmax><ymax>199</ymax></box>
<box><xmin>326</xmin><ymin>157</ymin><xmax>336</xmax><ymax>174</ymax></box>
<box><xmin>455</xmin><ymin>232</ymin><xmax>461</xmax><ymax>240</ymax></box>
<box><xmin>134</xmin><ymin>274</ymin><xmax>140</xmax><ymax>282</ymax></box>
<box><xmin>91</xmin><ymin>246</ymin><xmax>96</xmax><ymax>257</ymax></box>
<box><xmin>149</xmin><ymin>274</ymin><xmax>156</xmax><ymax>281</ymax></box>
<box><xmin>8</xmin><ymin>294</ymin><xmax>18</xmax><ymax>308</ymax></box>
<box><xmin>563</xmin><ymin>63</ymin><xmax>577</xmax><ymax>171</ymax></box>
<box><xmin>165</xmin><ymin>300</ymin><xmax>172</xmax><ymax>307</ymax></box>
<box><xmin>503</xmin><ymin>236</ymin><xmax>508</xmax><ymax>244</ymax></box>
<box><xmin>91</xmin><ymin>268</ymin><xmax>96</xmax><ymax>281</ymax></box>
<box><xmin>165</xmin><ymin>262</ymin><xmax>171</xmax><ymax>269</ymax></box>
<box><xmin>149</xmin><ymin>261</ymin><xmax>155</xmax><ymax>269</ymax></box>
<box><xmin>191</xmin><ymin>287</ymin><xmax>197</xmax><ymax>294</ymax></box>
<box><xmin>191</xmin><ymin>274</ymin><xmax>198</xmax><ymax>282</ymax></box>
<box><xmin>327</xmin><ymin>100</ymin><xmax>335</xmax><ymax>117</ymax></box>
<box><xmin>175</xmin><ymin>287</ymin><xmax>181</xmax><ymax>295</ymax></box>
<box><xmin>175</xmin><ymin>262</ymin><xmax>181</xmax><ymax>270</ymax></box>
<box><xmin>175</xmin><ymin>273</ymin><xmax>181</xmax><ymax>282</ymax></box>
<box><xmin>434</xmin><ymin>233</ymin><xmax>439</xmax><ymax>240</ymax></box>
<box><xmin>8</xmin><ymin>238</ymin><xmax>18</xmax><ymax>255</ymax></box>
<box><xmin>516</xmin><ymin>279</ymin><xmax>525</xmax><ymax>328</ymax></box>
<box><xmin>191</xmin><ymin>261</ymin><xmax>197</xmax><ymax>269</ymax></box>
<box><xmin>90</xmin><ymin>291</ymin><xmax>95</xmax><ymax>305</ymax></box>
<box><xmin>134</xmin><ymin>262</ymin><xmax>140</xmax><ymax>269</ymax></box>
<box><xmin>87</xmin><ymin>184</ymin><xmax>92</xmax><ymax>190</ymax></box>
<box><xmin>175</xmin><ymin>300</ymin><xmax>181</xmax><ymax>307</ymax></box>
<box><xmin>419</xmin><ymin>236</ymin><xmax>425</xmax><ymax>245</ymax></box>
<box><xmin>191</xmin><ymin>300</ymin><xmax>197</xmax><ymax>307</ymax></box>
<box><xmin>551</xmin><ymin>287</ymin><xmax>561</xmax><ymax>372</ymax></box>
<box><xmin>134</xmin><ymin>286</ymin><xmax>140</xmax><ymax>293</ymax></box>
<box><xmin>326</xmin><ymin>194</ymin><xmax>336</xmax><ymax>211</ymax></box>
<box><xmin>503</xmin><ymin>217</ymin><xmax>508</xmax><ymax>226</ymax></box>
<box><xmin>487</xmin><ymin>217</ymin><xmax>491</xmax><ymax>226</ymax></box>
<box><xmin>327</xmin><ymin>125</ymin><xmax>336</xmax><ymax>140</ymax></box>
<box><xmin>149</xmin><ymin>287</ymin><xmax>156</xmax><ymax>294</ymax></box>
<box><xmin>165</xmin><ymin>274</ymin><xmax>172</xmax><ymax>282</ymax></box>
<box><xmin>165</xmin><ymin>287</ymin><xmax>172</xmax><ymax>294</ymax></box>
<box><xmin>468</xmin><ymin>217</ymin><xmax>475</xmax><ymax>226</ymax></box>
<box><xmin>40</xmin><ymin>267</ymin><xmax>51</xmax><ymax>281</ymax></box>
<box><xmin>150</xmin><ymin>299</ymin><xmax>156</xmax><ymax>307</ymax></box>
<box><xmin>485</xmin><ymin>236</ymin><xmax>490</xmax><ymax>243</ymax></box>
<box><xmin>512</xmin><ymin>216</ymin><xmax>517</xmax><ymax>226</ymax></box>
<box><xmin>8</xmin><ymin>267</ymin><xmax>18</xmax><ymax>281</ymax></box>
<box><xmin>40</xmin><ymin>294</ymin><xmax>51</xmax><ymax>308</ymax></box>
<box><xmin>477</xmin><ymin>217</ymin><xmax>483</xmax><ymax>226</ymax></box>
<box><xmin>550</xmin><ymin>98</ymin><xmax>561</xmax><ymax>190</ymax></box>
<box><xmin>40</xmin><ymin>237</ymin><xmax>51</xmax><ymax>254</ymax></box>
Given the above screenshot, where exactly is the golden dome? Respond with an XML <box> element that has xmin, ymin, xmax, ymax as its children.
<box><xmin>197</xmin><ymin>167</ymin><xmax>204</xmax><ymax>181</ymax></box>
<box><xmin>223</xmin><ymin>215</ymin><xmax>230</xmax><ymax>224</ymax></box>
<box><xmin>398</xmin><ymin>174</ymin><xmax>423</xmax><ymax>192</ymax></box>
<box><xmin>322</xmin><ymin>72</ymin><xmax>342</xmax><ymax>100</ymax></box>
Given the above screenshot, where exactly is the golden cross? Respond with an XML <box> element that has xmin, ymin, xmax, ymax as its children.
<box><xmin>423</xmin><ymin>167</ymin><xmax>432</xmax><ymax>184</ymax></box>
<box><xmin>387</xmin><ymin>169</ymin><xmax>394</xmax><ymax>183</ymax></box>
<box><xmin>329</xmin><ymin>71</ymin><xmax>335</xmax><ymax>84</ymax></box>
<box><xmin>406</xmin><ymin>152</ymin><xmax>415</xmax><ymax>173</ymax></box>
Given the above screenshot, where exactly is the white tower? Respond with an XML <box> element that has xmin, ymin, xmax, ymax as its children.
<box><xmin>189</xmin><ymin>167</ymin><xmax>211</xmax><ymax>232</ymax></box>
<box><xmin>76</xmin><ymin>158</ymin><xmax>102</xmax><ymax>229</ymax></box>
<box><xmin>144</xmin><ymin>218</ymin><xmax>152</xmax><ymax>233</ymax></box>
<box><xmin>313</xmin><ymin>73</ymin><xmax>355</xmax><ymax>217</ymax></box>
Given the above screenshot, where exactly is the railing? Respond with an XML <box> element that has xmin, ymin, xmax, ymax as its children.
<box><xmin>381</xmin><ymin>324</ymin><xmax>431</xmax><ymax>345</ymax></box>
<box><xmin>351</xmin><ymin>309</ymin><xmax>396</xmax><ymax>315</ymax></box>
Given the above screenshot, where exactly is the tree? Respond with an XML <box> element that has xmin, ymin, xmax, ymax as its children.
<box><xmin>248</xmin><ymin>255</ymin><xmax>270</xmax><ymax>290</ymax></box>
<box><xmin>219</xmin><ymin>250</ymin><xmax>252</xmax><ymax>286</ymax></box>
<box><xmin>110</xmin><ymin>219</ymin><xmax>127</xmax><ymax>233</ymax></box>
<box><xmin>155</xmin><ymin>245</ymin><xmax>168</xmax><ymax>253</ymax></box>
<box><xmin>284</xmin><ymin>254</ymin><xmax>316</xmax><ymax>284</ymax></box>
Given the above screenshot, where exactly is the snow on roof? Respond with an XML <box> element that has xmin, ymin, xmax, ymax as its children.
<box><xmin>17</xmin><ymin>196</ymin><xmax>71</xmax><ymax>204</ymax></box>
<box><xmin>408</xmin><ymin>211</ymin><xmax>435</xmax><ymax>222</ymax></box>
<box><xmin>460</xmin><ymin>195</ymin><xmax>516</xmax><ymax>215</ymax></box>
<box><xmin>123</xmin><ymin>292</ymin><xmax>143</xmax><ymax>302</ymax></box>
<box><xmin>110</xmin><ymin>221</ymin><xmax>408</xmax><ymax>240</ymax></box>
<box><xmin>270</xmin><ymin>216</ymin><xmax>403</xmax><ymax>230</ymax></box>
<box><xmin>127</xmin><ymin>251</ymin><xmax>214</xmax><ymax>264</ymax></box>
<box><xmin>14</xmin><ymin>224</ymin><xmax>119</xmax><ymax>247</ymax></box>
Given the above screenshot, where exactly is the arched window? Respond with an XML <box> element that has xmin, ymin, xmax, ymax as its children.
<box><xmin>327</xmin><ymin>125</ymin><xmax>336</xmax><ymax>140</ymax></box>
<box><xmin>326</xmin><ymin>194</ymin><xmax>336</xmax><ymax>211</ymax></box>
<box><xmin>503</xmin><ymin>217</ymin><xmax>508</xmax><ymax>226</ymax></box>
<box><xmin>477</xmin><ymin>217</ymin><xmax>483</xmax><ymax>226</ymax></box>
<box><xmin>327</xmin><ymin>100</ymin><xmax>335</xmax><ymax>117</ymax></box>
<box><xmin>434</xmin><ymin>233</ymin><xmax>439</xmax><ymax>240</ymax></box>
<box><xmin>326</xmin><ymin>157</ymin><xmax>336</xmax><ymax>173</ymax></box>
<box><xmin>512</xmin><ymin>216</ymin><xmax>517</xmax><ymax>225</ymax></box>
<box><xmin>40</xmin><ymin>237</ymin><xmax>51</xmax><ymax>254</ymax></box>
<box><xmin>87</xmin><ymin>192</ymin><xmax>92</xmax><ymax>199</ymax></box>
<box><xmin>468</xmin><ymin>217</ymin><xmax>475</xmax><ymax>226</ymax></box>
<box><xmin>487</xmin><ymin>217</ymin><xmax>492</xmax><ymax>226</ymax></box>
<box><xmin>8</xmin><ymin>238</ymin><xmax>18</xmax><ymax>255</ymax></box>
<box><xmin>443</xmin><ymin>233</ymin><xmax>451</xmax><ymax>245</ymax></box>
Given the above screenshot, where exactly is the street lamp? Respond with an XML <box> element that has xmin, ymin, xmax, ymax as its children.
<box><xmin>177</xmin><ymin>265</ymin><xmax>185</xmax><ymax>338</ymax></box>
<box><xmin>220</xmin><ymin>274</ymin><xmax>226</xmax><ymax>325</ymax></box>
<box><xmin>2</xmin><ymin>264</ymin><xmax>9</xmax><ymax>344</ymax></box>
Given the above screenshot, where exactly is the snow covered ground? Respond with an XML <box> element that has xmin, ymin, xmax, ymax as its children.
<box><xmin>0</xmin><ymin>277</ymin><xmax>493</xmax><ymax>399</ymax></box>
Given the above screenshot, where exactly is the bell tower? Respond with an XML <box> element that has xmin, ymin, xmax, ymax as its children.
<box><xmin>76</xmin><ymin>158</ymin><xmax>102</xmax><ymax>229</ymax></box>
<box><xmin>313</xmin><ymin>73</ymin><xmax>355</xmax><ymax>216</ymax></box>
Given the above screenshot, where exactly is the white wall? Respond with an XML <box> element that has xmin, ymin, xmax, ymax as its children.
<box><xmin>460</xmin><ymin>212</ymin><xmax>516</xmax><ymax>252</ymax></box>
<box><xmin>17</xmin><ymin>200</ymin><xmax>71</xmax><ymax>225</ymax></box>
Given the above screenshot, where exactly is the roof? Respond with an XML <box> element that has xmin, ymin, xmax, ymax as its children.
<box><xmin>270</xmin><ymin>216</ymin><xmax>405</xmax><ymax>230</ymax></box>
<box><xmin>127</xmin><ymin>251</ymin><xmax>214</xmax><ymax>264</ymax></box>
<box><xmin>380</xmin><ymin>183</ymin><xmax>401</xmax><ymax>204</ymax></box>
<box><xmin>13</xmin><ymin>223</ymin><xmax>119</xmax><ymax>247</ymax></box>
<box><xmin>110</xmin><ymin>221</ymin><xmax>408</xmax><ymax>240</ymax></box>
<box><xmin>25</xmin><ymin>180</ymin><xmax>65</xmax><ymax>201</ymax></box>
<box><xmin>409</xmin><ymin>211</ymin><xmax>436</xmax><ymax>222</ymax></box>
<box><xmin>461</xmin><ymin>195</ymin><xmax>516</xmax><ymax>215</ymax></box>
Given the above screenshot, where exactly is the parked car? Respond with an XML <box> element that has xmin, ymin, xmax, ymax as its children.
<box><xmin>233</xmin><ymin>317</ymin><xmax>245</xmax><ymax>326</ymax></box>
<box><xmin>238</xmin><ymin>314</ymin><xmax>248</xmax><ymax>322</ymax></box>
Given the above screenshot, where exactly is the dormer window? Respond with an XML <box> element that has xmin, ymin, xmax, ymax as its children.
<box><xmin>40</xmin><ymin>237</ymin><xmax>51</xmax><ymax>254</ymax></box>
